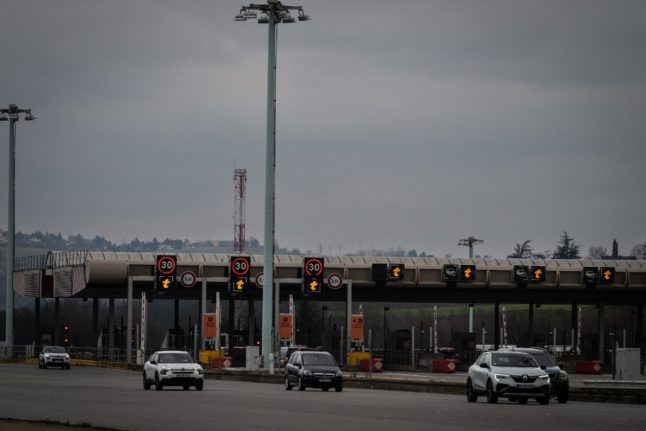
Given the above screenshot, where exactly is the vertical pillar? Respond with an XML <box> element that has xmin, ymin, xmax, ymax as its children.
<box><xmin>200</xmin><ymin>278</ymin><xmax>207</xmax><ymax>351</ymax></box>
<box><xmin>571</xmin><ymin>303</ymin><xmax>577</xmax><ymax>354</ymax></box>
<box><xmin>126</xmin><ymin>276</ymin><xmax>133</xmax><ymax>364</ymax></box>
<box><xmin>108</xmin><ymin>298</ymin><xmax>115</xmax><ymax>354</ymax></box>
<box><xmin>34</xmin><ymin>298</ymin><xmax>40</xmax><ymax>347</ymax></box>
<box><xmin>228</xmin><ymin>295</ymin><xmax>235</xmax><ymax>346</ymax></box>
<box><xmin>597</xmin><ymin>302</ymin><xmax>605</xmax><ymax>362</ymax></box>
<box><xmin>54</xmin><ymin>298</ymin><xmax>60</xmax><ymax>345</ymax></box>
<box><xmin>494</xmin><ymin>303</ymin><xmax>500</xmax><ymax>350</ymax></box>
<box><xmin>637</xmin><ymin>303</ymin><xmax>644</xmax><ymax>354</ymax></box>
<box><xmin>274</xmin><ymin>280</ymin><xmax>280</xmax><ymax>354</ymax></box>
<box><xmin>528</xmin><ymin>302</ymin><xmax>534</xmax><ymax>347</ymax></box>
<box><xmin>248</xmin><ymin>296</ymin><xmax>255</xmax><ymax>346</ymax></box>
<box><xmin>174</xmin><ymin>297</ymin><xmax>179</xmax><ymax>349</ymax></box>
<box><xmin>92</xmin><ymin>298</ymin><xmax>99</xmax><ymax>347</ymax></box>
<box><xmin>346</xmin><ymin>279</ymin><xmax>353</xmax><ymax>364</ymax></box>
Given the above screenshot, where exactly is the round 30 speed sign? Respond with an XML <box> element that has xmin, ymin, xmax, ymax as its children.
<box><xmin>157</xmin><ymin>255</ymin><xmax>176</xmax><ymax>276</ymax></box>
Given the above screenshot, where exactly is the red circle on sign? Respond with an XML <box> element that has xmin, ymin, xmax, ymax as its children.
<box><xmin>304</xmin><ymin>258</ymin><xmax>323</xmax><ymax>277</ymax></box>
<box><xmin>231</xmin><ymin>257</ymin><xmax>250</xmax><ymax>276</ymax></box>
<box><xmin>157</xmin><ymin>256</ymin><xmax>176</xmax><ymax>275</ymax></box>
<box><xmin>327</xmin><ymin>273</ymin><xmax>343</xmax><ymax>290</ymax></box>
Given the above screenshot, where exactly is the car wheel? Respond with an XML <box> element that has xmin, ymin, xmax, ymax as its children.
<box><xmin>557</xmin><ymin>392</ymin><xmax>568</xmax><ymax>404</ymax></box>
<box><xmin>196</xmin><ymin>381</ymin><xmax>203</xmax><ymax>391</ymax></box>
<box><xmin>155</xmin><ymin>373</ymin><xmax>163</xmax><ymax>391</ymax></box>
<box><xmin>183</xmin><ymin>385</ymin><xmax>190</xmax><ymax>391</ymax></box>
<box><xmin>38</xmin><ymin>361</ymin><xmax>42</xmax><ymax>369</ymax></box>
<box><xmin>285</xmin><ymin>376</ymin><xmax>293</xmax><ymax>391</ymax></box>
<box><xmin>466</xmin><ymin>379</ymin><xmax>478</xmax><ymax>402</ymax></box>
<box><xmin>322</xmin><ymin>387</ymin><xmax>329</xmax><ymax>392</ymax></box>
<box><xmin>335</xmin><ymin>385</ymin><xmax>343</xmax><ymax>392</ymax></box>
<box><xmin>538</xmin><ymin>395</ymin><xmax>550</xmax><ymax>405</ymax></box>
<box><xmin>66</xmin><ymin>365</ymin><xmax>71</xmax><ymax>370</ymax></box>
<box><xmin>518</xmin><ymin>397</ymin><xmax>528</xmax><ymax>404</ymax></box>
<box><xmin>486</xmin><ymin>380</ymin><xmax>498</xmax><ymax>404</ymax></box>
<box><xmin>143</xmin><ymin>373</ymin><xmax>151</xmax><ymax>390</ymax></box>
<box><xmin>298</xmin><ymin>377</ymin><xmax>306</xmax><ymax>391</ymax></box>
<box><xmin>43</xmin><ymin>363</ymin><xmax>47</xmax><ymax>369</ymax></box>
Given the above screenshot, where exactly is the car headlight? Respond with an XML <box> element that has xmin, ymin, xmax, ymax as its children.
<box><xmin>44</xmin><ymin>354</ymin><xmax>50</xmax><ymax>359</ymax></box>
<box><xmin>494</xmin><ymin>373</ymin><xmax>510</xmax><ymax>381</ymax></box>
<box><xmin>538</xmin><ymin>374</ymin><xmax>550</xmax><ymax>381</ymax></box>
<box><xmin>160</xmin><ymin>368</ymin><xmax>168</xmax><ymax>375</ymax></box>
<box><xmin>195</xmin><ymin>368</ymin><xmax>204</xmax><ymax>375</ymax></box>
<box><xmin>335</xmin><ymin>370</ymin><xmax>343</xmax><ymax>377</ymax></box>
<box><xmin>302</xmin><ymin>369</ymin><xmax>313</xmax><ymax>376</ymax></box>
<box><xmin>64</xmin><ymin>355</ymin><xmax>70</xmax><ymax>360</ymax></box>
<box><xmin>557</xmin><ymin>371</ymin><xmax>568</xmax><ymax>381</ymax></box>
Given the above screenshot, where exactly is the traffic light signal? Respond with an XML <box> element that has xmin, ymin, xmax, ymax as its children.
<box><xmin>600</xmin><ymin>267</ymin><xmax>615</xmax><ymax>284</ymax></box>
<box><xmin>442</xmin><ymin>264</ymin><xmax>459</xmax><ymax>282</ymax></box>
<box><xmin>62</xmin><ymin>323</ymin><xmax>70</xmax><ymax>346</ymax></box>
<box><xmin>303</xmin><ymin>257</ymin><xmax>324</xmax><ymax>295</ymax></box>
<box><xmin>583</xmin><ymin>267</ymin><xmax>599</xmax><ymax>285</ymax></box>
<box><xmin>156</xmin><ymin>255</ymin><xmax>177</xmax><ymax>294</ymax></box>
<box><xmin>460</xmin><ymin>265</ymin><xmax>476</xmax><ymax>282</ymax></box>
<box><xmin>230</xmin><ymin>256</ymin><xmax>251</xmax><ymax>295</ymax></box>
<box><xmin>530</xmin><ymin>266</ymin><xmax>546</xmax><ymax>282</ymax></box>
<box><xmin>389</xmin><ymin>264</ymin><xmax>405</xmax><ymax>280</ymax></box>
<box><xmin>513</xmin><ymin>265</ymin><xmax>529</xmax><ymax>283</ymax></box>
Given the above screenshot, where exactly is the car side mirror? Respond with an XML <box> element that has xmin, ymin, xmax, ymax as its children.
<box><xmin>150</xmin><ymin>360</ymin><xmax>157</xmax><ymax>365</ymax></box>
<box><xmin>558</xmin><ymin>362</ymin><xmax>564</xmax><ymax>368</ymax></box>
<box><xmin>540</xmin><ymin>365</ymin><xmax>546</xmax><ymax>370</ymax></box>
<box><xmin>480</xmin><ymin>363</ymin><xmax>489</xmax><ymax>369</ymax></box>
<box><xmin>294</xmin><ymin>363</ymin><xmax>301</xmax><ymax>369</ymax></box>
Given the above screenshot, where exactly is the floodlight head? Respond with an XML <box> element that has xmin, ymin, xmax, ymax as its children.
<box><xmin>282</xmin><ymin>14</ymin><xmax>295</xmax><ymax>23</ymax></box>
<box><xmin>25</xmin><ymin>112</ymin><xmax>35</xmax><ymax>121</ymax></box>
<box><xmin>0</xmin><ymin>115</ymin><xmax>8</xmax><ymax>122</ymax></box>
<box><xmin>235</xmin><ymin>14</ymin><xmax>247</xmax><ymax>21</ymax></box>
<box><xmin>258</xmin><ymin>14</ymin><xmax>269</xmax><ymax>24</ymax></box>
<box><xmin>244</xmin><ymin>10</ymin><xmax>257</xmax><ymax>18</ymax></box>
<box><xmin>298</xmin><ymin>9</ymin><xmax>310</xmax><ymax>21</ymax></box>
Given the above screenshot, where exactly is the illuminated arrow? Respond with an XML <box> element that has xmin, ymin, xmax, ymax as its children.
<box><xmin>309</xmin><ymin>280</ymin><xmax>319</xmax><ymax>291</ymax></box>
<box><xmin>162</xmin><ymin>278</ymin><xmax>171</xmax><ymax>289</ymax></box>
<box><xmin>533</xmin><ymin>268</ymin><xmax>543</xmax><ymax>280</ymax></box>
<box><xmin>236</xmin><ymin>279</ymin><xmax>245</xmax><ymax>291</ymax></box>
<box><xmin>603</xmin><ymin>270</ymin><xmax>612</xmax><ymax>281</ymax></box>
<box><xmin>392</xmin><ymin>266</ymin><xmax>401</xmax><ymax>278</ymax></box>
<box><xmin>464</xmin><ymin>268</ymin><xmax>473</xmax><ymax>279</ymax></box>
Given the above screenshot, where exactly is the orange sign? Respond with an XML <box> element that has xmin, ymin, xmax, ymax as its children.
<box><xmin>203</xmin><ymin>313</ymin><xmax>217</xmax><ymax>339</ymax></box>
<box><xmin>279</xmin><ymin>313</ymin><xmax>293</xmax><ymax>339</ymax></box>
<box><xmin>351</xmin><ymin>314</ymin><xmax>364</xmax><ymax>341</ymax></box>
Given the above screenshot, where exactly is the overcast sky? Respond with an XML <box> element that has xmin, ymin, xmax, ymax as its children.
<box><xmin>1</xmin><ymin>0</ymin><xmax>645</xmax><ymax>258</ymax></box>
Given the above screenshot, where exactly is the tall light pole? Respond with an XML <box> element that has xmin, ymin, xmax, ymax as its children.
<box><xmin>1</xmin><ymin>104</ymin><xmax>35</xmax><ymax>354</ymax></box>
<box><xmin>458</xmin><ymin>236</ymin><xmax>483</xmax><ymax>333</ymax></box>
<box><xmin>235</xmin><ymin>1</ymin><xmax>310</xmax><ymax>367</ymax></box>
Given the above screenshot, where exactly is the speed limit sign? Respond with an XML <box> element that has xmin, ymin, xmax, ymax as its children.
<box><xmin>327</xmin><ymin>273</ymin><xmax>343</xmax><ymax>290</ymax></box>
<box><xmin>156</xmin><ymin>255</ymin><xmax>177</xmax><ymax>276</ymax></box>
<box><xmin>179</xmin><ymin>271</ymin><xmax>197</xmax><ymax>288</ymax></box>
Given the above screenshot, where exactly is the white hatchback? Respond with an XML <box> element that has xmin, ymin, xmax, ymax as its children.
<box><xmin>143</xmin><ymin>351</ymin><xmax>204</xmax><ymax>391</ymax></box>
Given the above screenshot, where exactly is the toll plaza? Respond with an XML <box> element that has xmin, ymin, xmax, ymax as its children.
<box><xmin>10</xmin><ymin>251</ymin><xmax>646</xmax><ymax>369</ymax></box>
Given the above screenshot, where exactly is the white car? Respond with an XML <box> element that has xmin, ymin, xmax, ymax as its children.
<box><xmin>143</xmin><ymin>350</ymin><xmax>204</xmax><ymax>391</ymax></box>
<box><xmin>38</xmin><ymin>346</ymin><xmax>71</xmax><ymax>369</ymax></box>
<box><xmin>467</xmin><ymin>351</ymin><xmax>550</xmax><ymax>404</ymax></box>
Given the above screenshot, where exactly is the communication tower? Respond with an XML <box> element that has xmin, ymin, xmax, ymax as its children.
<box><xmin>234</xmin><ymin>168</ymin><xmax>247</xmax><ymax>253</ymax></box>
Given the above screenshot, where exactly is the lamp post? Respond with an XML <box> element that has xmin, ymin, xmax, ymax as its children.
<box><xmin>235</xmin><ymin>1</ymin><xmax>311</xmax><ymax>368</ymax></box>
<box><xmin>458</xmin><ymin>236</ymin><xmax>483</xmax><ymax>333</ymax></box>
<box><xmin>1</xmin><ymin>104</ymin><xmax>35</xmax><ymax>355</ymax></box>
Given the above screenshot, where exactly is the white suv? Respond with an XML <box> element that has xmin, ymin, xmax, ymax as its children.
<box><xmin>143</xmin><ymin>351</ymin><xmax>204</xmax><ymax>391</ymax></box>
<box><xmin>467</xmin><ymin>351</ymin><xmax>550</xmax><ymax>404</ymax></box>
<box><xmin>39</xmin><ymin>346</ymin><xmax>71</xmax><ymax>370</ymax></box>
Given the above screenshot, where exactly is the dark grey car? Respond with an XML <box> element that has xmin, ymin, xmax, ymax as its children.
<box><xmin>285</xmin><ymin>351</ymin><xmax>343</xmax><ymax>392</ymax></box>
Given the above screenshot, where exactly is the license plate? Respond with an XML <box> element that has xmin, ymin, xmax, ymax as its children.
<box><xmin>319</xmin><ymin>378</ymin><xmax>331</xmax><ymax>383</ymax></box>
<box><xmin>518</xmin><ymin>384</ymin><xmax>533</xmax><ymax>389</ymax></box>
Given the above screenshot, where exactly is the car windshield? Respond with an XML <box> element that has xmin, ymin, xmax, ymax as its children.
<box><xmin>302</xmin><ymin>353</ymin><xmax>337</xmax><ymax>367</ymax></box>
<box><xmin>526</xmin><ymin>351</ymin><xmax>556</xmax><ymax>367</ymax></box>
<box><xmin>492</xmin><ymin>353</ymin><xmax>537</xmax><ymax>368</ymax></box>
<box><xmin>158</xmin><ymin>353</ymin><xmax>193</xmax><ymax>364</ymax></box>
<box><xmin>44</xmin><ymin>346</ymin><xmax>66</xmax><ymax>354</ymax></box>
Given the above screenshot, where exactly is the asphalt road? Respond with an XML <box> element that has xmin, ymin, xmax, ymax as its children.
<box><xmin>0</xmin><ymin>364</ymin><xmax>644</xmax><ymax>431</ymax></box>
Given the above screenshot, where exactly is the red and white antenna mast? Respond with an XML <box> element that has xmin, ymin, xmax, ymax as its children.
<box><xmin>233</xmin><ymin>168</ymin><xmax>247</xmax><ymax>253</ymax></box>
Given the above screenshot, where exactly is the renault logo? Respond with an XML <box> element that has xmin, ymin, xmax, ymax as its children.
<box><xmin>522</xmin><ymin>375</ymin><xmax>528</xmax><ymax>382</ymax></box>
